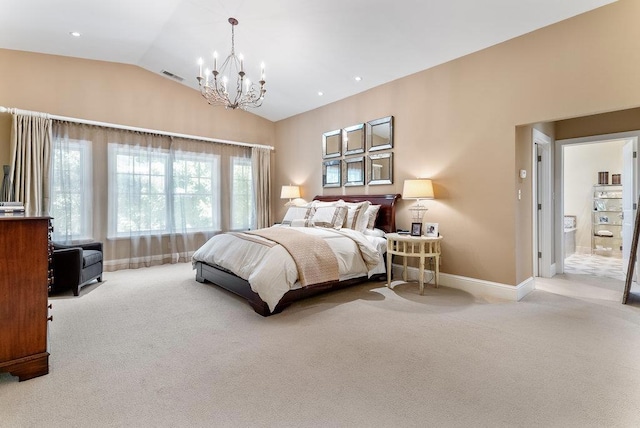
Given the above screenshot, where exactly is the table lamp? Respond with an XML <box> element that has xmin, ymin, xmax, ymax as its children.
<box><xmin>280</xmin><ymin>185</ymin><xmax>301</xmax><ymax>206</ymax></box>
<box><xmin>402</xmin><ymin>178</ymin><xmax>434</xmax><ymax>223</ymax></box>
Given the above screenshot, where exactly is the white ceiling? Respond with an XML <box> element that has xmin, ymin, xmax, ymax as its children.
<box><xmin>0</xmin><ymin>0</ymin><xmax>616</xmax><ymax>122</ymax></box>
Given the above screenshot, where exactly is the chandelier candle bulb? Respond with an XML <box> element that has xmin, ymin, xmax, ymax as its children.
<box><xmin>213</xmin><ymin>51</ymin><xmax>218</xmax><ymax>71</ymax></box>
<box><xmin>198</xmin><ymin>58</ymin><xmax>203</xmax><ymax>78</ymax></box>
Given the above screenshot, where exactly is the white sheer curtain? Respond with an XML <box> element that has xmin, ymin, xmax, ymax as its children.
<box><xmin>50</xmin><ymin>121</ymin><xmax>260</xmax><ymax>271</ymax></box>
<box><xmin>9</xmin><ymin>113</ymin><xmax>52</xmax><ymax>215</ymax></box>
<box><xmin>50</xmin><ymin>122</ymin><xmax>94</xmax><ymax>243</ymax></box>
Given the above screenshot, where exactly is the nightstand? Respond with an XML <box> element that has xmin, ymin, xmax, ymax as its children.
<box><xmin>385</xmin><ymin>233</ymin><xmax>443</xmax><ymax>295</ymax></box>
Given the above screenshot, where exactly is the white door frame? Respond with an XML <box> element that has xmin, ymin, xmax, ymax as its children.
<box><xmin>533</xmin><ymin>129</ymin><xmax>554</xmax><ymax>277</ymax></box>
<box><xmin>622</xmin><ymin>138</ymin><xmax>637</xmax><ymax>276</ymax></box>
<box><xmin>555</xmin><ymin>130</ymin><xmax>640</xmax><ymax>274</ymax></box>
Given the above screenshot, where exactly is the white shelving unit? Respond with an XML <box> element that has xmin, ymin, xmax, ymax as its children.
<box><xmin>592</xmin><ymin>184</ymin><xmax>623</xmax><ymax>257</ymax></box>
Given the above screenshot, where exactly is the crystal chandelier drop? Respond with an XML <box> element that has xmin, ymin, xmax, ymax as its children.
<box><xmin>196</xmin><ymin>17</ymin><xmax>266</xmax><ymax>110</ymax></box>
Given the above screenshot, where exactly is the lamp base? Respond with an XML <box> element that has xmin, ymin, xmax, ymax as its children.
<box><xmin>409</xmin><ymin>205</ymin><xmax>428</xmax><ymax>223</ymax></box>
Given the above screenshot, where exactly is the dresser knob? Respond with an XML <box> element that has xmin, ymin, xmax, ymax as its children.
<box><xmin>47</xmin><ymin>316</ymin><xmax>53</xmax><ymax>322</ymax></box>
<box><xmin>48</xmin><ymin>303</ymin><xmax>52</xmax><ymax>309</ymax></box>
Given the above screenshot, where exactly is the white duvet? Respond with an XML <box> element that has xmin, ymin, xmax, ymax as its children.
<box><xmin>192</xmin><ymin>226</ymin><xmax>385</xmax><ymax>312</ymax></box>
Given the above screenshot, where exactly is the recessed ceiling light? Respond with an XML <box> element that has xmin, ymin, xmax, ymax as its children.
<box><xmin>354</xmin><ymin>76</ymin><xmax>362</xmax><ymax>82</ymax></box>
<box><xmin>318</xmin><ymin>91</ymin><xmax>324</xmax><ymax>96</ymax></box>
<box><xmin>69</xmin><ymin>31</ymin><xmax>81</xmax><ymax>37</ymax></box>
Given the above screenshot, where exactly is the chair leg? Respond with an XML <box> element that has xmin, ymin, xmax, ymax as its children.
<box><xmin>97</xmin><ymin>276</ymin><xmax>102</xmax><ymax>282</ymax></box>
<box><xmin>73</xmin><ymin>286</ymin><xmax>79</xmax><ymax>296</ymax></box>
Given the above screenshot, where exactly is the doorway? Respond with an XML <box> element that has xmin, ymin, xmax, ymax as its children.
<box><xmin>562</xmin><ymin>139</ymin><xmax>627</xmax><ymax>281</ymax></box>
<box><xmin>554</xmin><ymin>131</ymin><xmax>640</xmax><ymax>283</ymax></box>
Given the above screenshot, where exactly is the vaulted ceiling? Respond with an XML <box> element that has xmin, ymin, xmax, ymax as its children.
<box><xmin>0</xmin><ymin>0</ymin><xmax>616</xmax><ymax>121</ymax></box>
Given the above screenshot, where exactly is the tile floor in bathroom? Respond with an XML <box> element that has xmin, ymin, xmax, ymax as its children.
<box><xmin>563</xmin><ymin>252</ymin><xmax>625</xmax><ymax>281</ymax></box>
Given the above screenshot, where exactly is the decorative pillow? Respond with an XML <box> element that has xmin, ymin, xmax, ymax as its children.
<box><xmin>281</xmin><ymin>205</ymin><xmax>314</xmax><ymax>226</ymax></box>
<box><xmin>311</xmin><ymin>205</ymin><xmax>348</xmax><ymax>229</ymax></box>
<box><xmin>344</xmin><ymin>201</ymin><xmax>371</xmax><ymax>233</ymax></box>
<box><xmin>289</xmin><ymin>218</ymin><xmax>314</xmax><ymax>227</ymax></box>
<box><xmin>365</xmin><ymin>204</ymin><xmax>381</xmax><ymax>229</ymax></box>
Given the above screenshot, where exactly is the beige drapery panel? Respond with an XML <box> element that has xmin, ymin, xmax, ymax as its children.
<box><xmin>10</xmin><ymin>113</ymin><xmax>52</xmax><ymax>216</ymax></box>
<box><xmin>252</xmin><ymin>147</ymin><xmax>271</xmax><ymax>229</ymax></box>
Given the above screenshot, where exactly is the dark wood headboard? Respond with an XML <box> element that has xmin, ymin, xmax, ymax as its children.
<box><xmin>313</xmin><ymin>194</ymin><xmax>401</xmax><ymax>233</ymax></box>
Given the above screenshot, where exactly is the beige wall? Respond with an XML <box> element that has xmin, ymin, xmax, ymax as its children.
<box><xmin>556</xmin><ymin>107</ymin><xmax>640</xmax><ymax>141</ymax></box>
<box><xmin>275</xmin><ymin>0</ymin><xmax>640</xmax><ymax>286</ymax></box>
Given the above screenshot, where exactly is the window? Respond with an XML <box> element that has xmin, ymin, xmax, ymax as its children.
<box><xmin>230</xmin><ymin>156</ymin><xmax>253</xmax><ymax>230</ymax></box>
<box><xmin>109</xmin><ymin>144</ymin><xmax>221</xmax><ymax>236</ymax></box>
<box><xmin>172</xmin><ymin>152</ymin><xmax>220</xmax><ymax>231</ymax></box>
<box><xmin>110</xmin><ymin>145</ymin><xmax>168</xmax><ymax>235</ymax></box>
<box><xmin>50</xmin><ymin>139</ymin><xmax>92</xmax><ymax>241</ymax></box>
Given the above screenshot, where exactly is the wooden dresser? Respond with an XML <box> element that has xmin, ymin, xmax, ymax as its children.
<box><xmin>0</xmin><ymin>216</ymin><xmax>52</xmax><ymax>381</ymax></box>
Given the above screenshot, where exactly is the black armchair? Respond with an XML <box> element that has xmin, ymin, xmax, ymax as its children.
<box><xmin>51</xmin><ymin>242</ymin><xmax>103</xmax><ymax>296</ymax></box>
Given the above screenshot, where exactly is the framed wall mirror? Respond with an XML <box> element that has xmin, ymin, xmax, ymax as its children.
<box><xmin>323</xmin><ymin>159</ymin><xmax>342</xmax><ymax>187</ymax></box>
<box><xmin>366</xmin><ymin>116</ymin><xmax>393</xmax><ymax>152</ymax></box>
<box><xmin>343</xmin><ymin>156</ymin><xmax>365</xmax><ymax>187</ymax></box>
<box><xmin>343</xmin><ymin>123</ymin><xmax>365</xmax><ymax>156</ymax></box>
<box><xmin>367</xmin><ymin>153</ymin><xmax>393</xmax><ymax>185</ymax></box>
<box><xmin>323</xmin><ymin>129</ymin><xmax>342</xmax><ymax>158</ymax></box>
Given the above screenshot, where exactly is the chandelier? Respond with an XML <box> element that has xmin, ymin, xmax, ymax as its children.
<box><xmin>196</xmin><ymin>17</ymin><xmax>266</xmax><ymax>110</ymax></box>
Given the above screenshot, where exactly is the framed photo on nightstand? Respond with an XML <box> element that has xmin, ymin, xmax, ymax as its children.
<box><xmin>410</xmin><ymin>222</ymin><xmax>422</xmax><ymax>236</ymax></box>
<box><xmin>425</xmin><ymin>223</ymin><xmax>439</xmax><ymax>237</ymax></box>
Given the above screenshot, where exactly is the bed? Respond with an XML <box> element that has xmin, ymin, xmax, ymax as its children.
<box><xmin>193</xmin><ymin>194</ymin><xmax>400</xmax><ymax>316</ymax></box>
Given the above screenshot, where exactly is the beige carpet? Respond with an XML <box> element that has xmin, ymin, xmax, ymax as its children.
<box><xmin>2</xmin><ymin>263</ymin><xmax>640</xmax><ymax>428</ymax></box>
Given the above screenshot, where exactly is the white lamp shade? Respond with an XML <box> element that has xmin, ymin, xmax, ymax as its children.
<box><xmin>280</xmin><ymin>185</ymin><xmax>301</xmax><ymax>199</ymax></box>
<box><xmin>403</xmin><ymin>179</ymin><xmax>434</xmax><ymax>199</ymax></box>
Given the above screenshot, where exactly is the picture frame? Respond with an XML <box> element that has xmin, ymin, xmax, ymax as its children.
<box><xmin>411</xmin><ymin>222</ymin><xmax>422</xmax><ymax>236</ymax></box>
<box><xmin>424</xmin><ymin>222</ymin><xmax>439</xmax><ymax>237</ymax></box>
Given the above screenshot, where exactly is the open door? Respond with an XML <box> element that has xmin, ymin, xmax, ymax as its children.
<box><xmin>622</xmin><ymin>138</ymin><xmax>638</xmax><ymax>277</ymax></box>
<box><xmin>534</xmin><ymin>129</ymin><xmax>553</xmax><ymax>277</ymax></box>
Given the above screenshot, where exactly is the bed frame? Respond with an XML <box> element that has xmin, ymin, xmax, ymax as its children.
<box><xmin>194</xmin><ymin>194</ymin><xmax>401</xmax><ymax>316</ymax></box>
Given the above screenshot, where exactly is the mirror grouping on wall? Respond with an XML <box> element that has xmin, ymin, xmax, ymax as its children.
<box><xmin>322</xmin><ymin>116</ymin><xmax>394</xmax><ymax>188</ymax></box>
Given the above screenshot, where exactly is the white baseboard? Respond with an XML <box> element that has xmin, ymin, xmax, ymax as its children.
<box><xmin>391</xmin><ymin>264</ymin><xmax>535</xmax><ymax>301</ymax></box>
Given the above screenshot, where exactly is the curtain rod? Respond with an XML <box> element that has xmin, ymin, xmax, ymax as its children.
<box><xmin>0</xmin><ymin>106</ymin><xmax>274</xmax><ymax>151</ymax></box>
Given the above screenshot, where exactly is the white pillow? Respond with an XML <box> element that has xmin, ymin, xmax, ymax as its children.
<box><xmin>363</xmin><ymin>228</ymin><xmax>385</xmax><ymax>238</ymax></box>
<box><xmin>344</xmin><ymin>201</ymin><xmax>371</xmax><ymax>233</ymax></box>
<box><xmin>311</xmin><ymin>205</ymin><xmax>348</xmax><ymax>229</ymax></box>
<box><xmin>365</xmin><ymin>204</ymin><xmax>381</xmax><ymax>229</ymax></box>
<box><xmin>312</xmin><ymin>199</ymin><xmax>345</xmax><ymax>208</ymax></box>
<box><xmin>282</xmin><ymin>205</ymin><xmax>314</xmax><ymax>226</ymax></box>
